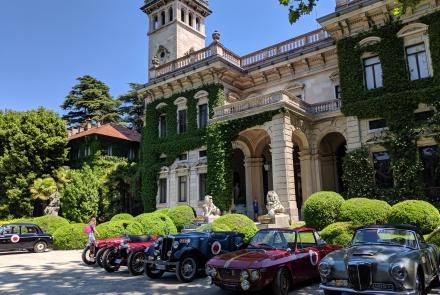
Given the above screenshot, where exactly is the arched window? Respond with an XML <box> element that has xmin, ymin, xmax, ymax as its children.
<box><xmin>153</xmin><ymin>15</ymin><xmax>159</xmax><ymax>30</ymax></box>
<box><xmin>195</xmin><ymin>17</ymin><xmax>200</xmax><ymax>31</ymax></box>
<box><xmin>188</xmin><ymin>13</ymin><xmax>193</xmax><ymax>27</ymax></box>
<box><xmin>181</xmin><ymin>8</ymin><xmax>186</xmax><ymax>22</ymax></box>
<box><xmin>169</xmin><ymin>7</ymin><xmax>173</xmax><ymax>22</ymax></box>
<box><xmin>161</xmin><ymin>11</ymin><xmax>166</xmax><ymax>26</ymax></box>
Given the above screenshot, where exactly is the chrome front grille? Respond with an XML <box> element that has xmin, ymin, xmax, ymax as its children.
<box><xmin>160</xmin><ymin>237</ymin><xmax>173</xmax><ymax>260</ymax></box>
<box><xmin>347</xmin><ymin>263</ymin><xmax>372</xmax><ymax>291</ymax></box>
<box><xmin>219</xmin><ymin>269</ymin><xmax>241</xmax><ymax>281</ymax></box>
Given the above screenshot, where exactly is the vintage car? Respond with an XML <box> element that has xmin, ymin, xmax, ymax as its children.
<box><xmin>319</xmin><ymin>224</ymin><xmax>440</xmax><ymax>295</ymax></box>
<box><xmin>102</xmin><ymin>235</ymin><xmax>158</xmax><ymax>275</ymax></box>
<box><xmin>145</xmin><ymin>231</ymin><xmax>245</xmax><ymax>282</ymax></box>
<box><xmin>206</xmin><ymin>228</ymin><xmax>340</xmax><ymax>295</ymax></box>
<box><xmin>0</xmin><ymin>223</ymin><xmax>53</xmax><ymax>253</ymax></box>
<box><xmin>82</xmin><ymin>236</ymin><xmax>128</xmax><ymax>265</ymax></box>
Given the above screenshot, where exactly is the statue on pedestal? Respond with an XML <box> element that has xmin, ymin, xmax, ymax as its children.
<box><xmin>266</xmin><ymin>191</ymin><xmax>285</xmax><ymax>217</ymax></box>
<box><xmin>202</xmin><ymin>195</ymin><xmax>221</xmax><ymax>217</ymax></box>
<box><xmin>44</xmin><ymin>194</ymin><xmax>61</xmax><ymax>216</ymax></box>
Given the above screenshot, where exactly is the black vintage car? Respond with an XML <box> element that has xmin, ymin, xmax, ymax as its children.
<box><xmin>0</xmin><ymin>223</ymin><xmax>53</xmax><ymax>253</ymax></box>
<box><xmin>145</xmin><ymin>231</ymin><xmax>245</xmax><ymax>282</ymax></box>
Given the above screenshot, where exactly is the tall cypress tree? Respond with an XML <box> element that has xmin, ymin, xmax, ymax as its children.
<box><xmin>62</xmin><ymin>75</ymin><xmax>120</xmax><ymax>127</ymax></box>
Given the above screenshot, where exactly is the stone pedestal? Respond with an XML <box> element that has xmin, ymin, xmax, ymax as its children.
<box><xmin>256</xmin><ymin>213</ymin><xmax>290</xmax><ymax>229</ymax></box>
<box><xmin>205</xmin><ymin>215</ymin><xmax>220</xmax><ymax>223</ymax></box>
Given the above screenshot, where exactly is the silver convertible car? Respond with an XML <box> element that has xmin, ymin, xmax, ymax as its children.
<box><xmin>319</xmin><ymin>224</ymin><xmax>440</xmax><ymax>295</ymax></box>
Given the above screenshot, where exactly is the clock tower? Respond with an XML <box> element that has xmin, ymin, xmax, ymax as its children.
<box><xmin>141</xmin><ymin>0</ymin><xmax>211</xmax><ymax>70</ymax></box>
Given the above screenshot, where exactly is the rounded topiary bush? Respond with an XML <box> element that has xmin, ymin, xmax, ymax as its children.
<box><xmin>195</xmin><ymin>222</ymin><xmax>232</xmax><ymax>232</ymax></box>
<box><xmin>167</xmin><ymin>205</ymin><xmax>196</xmax><ymax>231</ymax></box>
<box><xmin>134</xmin><ymin>213</ymin><xmax>178</xmax><ymax>235</ymax></box>
<box><xmin>110</xmin><ymin>213</ymin><xmax>134</xmax><ymax>222</ymax></box>
<box><xmin>339</xmin><ymin>198</ymin><xmax>391</xmax><ymax>226</ymax></box>
<box><xmin>304</xmin><ymin>191</ymin><xmax>345</xmax><ymax>230</ymax></box>
<box><xmin>212</xmin><ymin>214</ymin><xmax>257</xmax><ymax>243</ymax></box>
<box><xmin>389</xmin><ymin>200</ymin><xmax>440</xmax><ymax>234</ymax></box>
<box><xmin>33</xmin><ymin>215</ymin><xmax>70</xmax><ymax>234</ymax></box>
<box><xmin>96</xmin><ymin>220</ymin><xmax>144</xmax><ymax>239</ymax></box>
<box><xmin>155</xmin><ymin>208</ymin><xmax>170</xmax><ymax>215</ymax></box>
<box><xmin>53</xmin><ymin>223</ymin><xmax>88</xmax><ymax>250</ymax></box>
<box><xmin>320</xmin><ymin>222</ymin><xmax>354</xmax><ymax>246</ymax></box>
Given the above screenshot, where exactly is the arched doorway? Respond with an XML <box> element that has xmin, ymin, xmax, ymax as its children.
<box><xmin>293</xmin><ymin>145</ymin><xmax>303</xmax><ymax>212</ymax></box>
<box><xmin>232</xmin><ymin>148</ymin><xmax>246</xmax><ymax>213</ymax></box>
<box><xmin>319</xmin><ymin>132</ymin><xmax>347</xmax><ymax>193</ymax></box>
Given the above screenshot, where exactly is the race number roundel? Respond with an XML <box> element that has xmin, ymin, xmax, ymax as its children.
<box><xmin>211</xmin><ymin>241</ymin><xmax>222</xmax><ymax>255</ymax></box>
<box><xmin>10</xmin><ymin>234</ymin><xmax>20</xmax><ymax>243</ymax></box>
<box><xmin>309</xmin><ymin>249</ymin><xmax>319</xmax><ymax>266</ymax></box>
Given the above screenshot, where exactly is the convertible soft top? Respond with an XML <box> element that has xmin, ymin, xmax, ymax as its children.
<box><xmin>356</xmin><ymin>224</ymin><xmax>421</xmax><ymax>234</ymax></box>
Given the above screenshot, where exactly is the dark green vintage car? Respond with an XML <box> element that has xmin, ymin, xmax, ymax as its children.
<box><xmin>319</xmin><ymin>224</ymin><xmax>440</xmax><ymax>295</ymax></box>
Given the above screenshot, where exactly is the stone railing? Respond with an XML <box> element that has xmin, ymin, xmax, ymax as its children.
<box><xmin>212</xmin><ymin>91</ymin><xmax>342</xmax><ymax>120</ymax></box>
<box><xmin>149</xmin><ymin>28</ymin><xmax>331</xmax><ymax>79</ymax></box>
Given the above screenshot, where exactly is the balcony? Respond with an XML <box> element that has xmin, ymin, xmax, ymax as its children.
<box><xmin>212</xmin><ymin>91</ymin><xmax>342</xmax><ymax>121</ymax></box>
<box><xmin>149</xmin><ymin>29</ymin><xmax>331</xmax><ymax>80</ymax></box>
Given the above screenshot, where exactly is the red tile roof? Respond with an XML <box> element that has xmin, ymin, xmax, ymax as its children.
<box><xmin>68</xmin><ymin>123</ymin><xmax>141</xmax><ymax>142</ymax></box>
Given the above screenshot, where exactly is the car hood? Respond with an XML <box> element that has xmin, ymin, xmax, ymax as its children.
<box><xmin>324</xmin><ymin>244</ymin><xmax>413</xmax><ymax>266</ymax></box>
<box><xmin>208</xmin><ymin>248</ymin><xmax>289</xmax><ymax>269</ymax></box>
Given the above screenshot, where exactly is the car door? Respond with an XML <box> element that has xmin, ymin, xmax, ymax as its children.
<box><xmin>19</xmin><ymin>225</ymin><xmax>38</xmax><ymax>249</ymax></box>
<box><xmin>294</xmin><ymin>230</ymin><xmax>320</xmax><ymax>280</ymax></box>
<box><xmin>0</xmin><ymin>225</ymin><xmax>19</xmax><ymax>251</ymax></box>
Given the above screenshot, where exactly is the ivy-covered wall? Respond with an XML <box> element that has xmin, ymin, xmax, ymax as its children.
<box><xmin>338</xmin><ymin>11</ymin><xmax>440</xmax><ymax>201</ymax></box>
<box><xmin>139</xmin><ymin>83</ymin><xmax>282</xmax><ymax>212</ymax></box>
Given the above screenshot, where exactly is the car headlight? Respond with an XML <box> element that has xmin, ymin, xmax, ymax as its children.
<box><xmin>249</xmin><ymin>269</ymin><xmax>260</xmax><ymax>282</ymax></box>
<box><xmin>172</xmin><ymin>241</ymin><xmax>179</xmax><ymax>249</ymax></box>
<box><xmin>205</xmin><ymin>266</ymin><xmax>217</xmax><ymax>277</ymax></box>
<box><xmin>240</xmin><ymin>270</ymin><xmax>249</xmax><ymax>281</ymax></box>
<box><xmin>390</xmin><ymin>264</ymin><xmax>407</xmax><ymax>281</ymax></box>
<box><xmin>95</xmin><ymin>242</ymin><xmax>100</xmax><ymax>248</ymax></box>
<box><xmin>318</xmin><ymin>262</ymin><xmax>332</xmax><ymax>277</ymax></box>
<box><xmin>241</xmin><ymin>279</ymin><xmax>250</xmax><ymax>290</ymax></box>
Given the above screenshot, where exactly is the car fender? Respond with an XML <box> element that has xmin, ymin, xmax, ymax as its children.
<box><xmin>174</xmin><ymin>247</ymin><xmax>204</xmax><ymax>263</ymax></box>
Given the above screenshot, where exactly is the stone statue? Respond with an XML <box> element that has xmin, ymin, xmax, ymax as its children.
<box><xmin>266</xmin><ymin>191</ymin><xmax>285</xmax><ymax>217</ymax></box>
<box><xmin>202</xmin><ymin>195</ymin><xmax>221</xmax><ymax>217</ymax></box>
<box><xmin>44</xmin><ymin>194</ymin><xmax>61</xmax><ymax>216</ymax></box>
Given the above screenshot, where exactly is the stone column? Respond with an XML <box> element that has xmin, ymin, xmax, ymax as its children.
<box><xmin>244</xmin><ymin>157</ymin><xmax>264</xmax><ymax>218</ymax></box>
<box><xmin>299</xmin><ymin>151</ymin><xmax>313</xmax><ymax>206</ymax></box>
<box><xmin>270</xmin><ymin>114</ymin><xmax>299</xmax><ymax>221</ymax></box>
<box><xmin>346</xmin><ymin>116</ymin><xmax>361</xmax><ymax>152</ymax></box>
<box><xmin>189</xmin><ymin>167</ymin><xmax>198</xmax><ymax>210</ymax></box>
<box><xmin>311</xmin><ymin>153</ymin><xmax>322</xmax><ymax>192</ymax></box>
<box><xmin>169</xmin><ymin>170</ymin><xmax>177</xmax><ymax>208</ymax></box>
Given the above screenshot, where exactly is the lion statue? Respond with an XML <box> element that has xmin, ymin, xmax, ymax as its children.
<box><xmin>202</xmin><ymin>195</ymin><xmax>221</xmax><ymax>217</ymax></box>
<box><xmin>266</xmin><ymin>191</ymin><xmax>285</xmax><ymax>217</ymax></box>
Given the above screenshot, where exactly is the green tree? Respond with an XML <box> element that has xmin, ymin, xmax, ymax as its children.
<box><xmin>118</xmin><ymin>83</ymin><xmax>144</xmax><ymax>133</ymax></box>
<box><xmin>0</xmin><ymin>108</ymin><xmax>68</xmax><ymax>218</ymax></box>
<box><xmin>279</xmin><ymin>0</ymin><xmax>422</xmax><ymax>24</ymax></box>
<box><xmin>61</xmin><ymin>75</ymin><xmax>120</xmax><ymax>127</ymax></box>
<box><xmin>30</xmin><ymin>177</ymin><xmax>58</xmax><ymax>202</ymax></box>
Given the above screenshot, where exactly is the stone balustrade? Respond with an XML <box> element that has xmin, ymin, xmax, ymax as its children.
<box><xmin>149</xmin><ymin>28</ymin><xmax>330</xmax><ymax>79</ymax></box>
<box><xmin>212</xmin><ymin>91</ymin><xmax>342</xmax><ymax>120</ymax></box>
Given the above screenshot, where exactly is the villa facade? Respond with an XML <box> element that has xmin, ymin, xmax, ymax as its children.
<box><xmin>138</xmin><ymin>0</ymin><xmax>440</xmax><ymax>221</ymax></box>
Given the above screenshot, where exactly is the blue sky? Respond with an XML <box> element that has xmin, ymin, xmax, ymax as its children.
<box><xmin>0</xmin><ymin>1</ymin><xmax>334</xmax><ymax>113</ymax></box>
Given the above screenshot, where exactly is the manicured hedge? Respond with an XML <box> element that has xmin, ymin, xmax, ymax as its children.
<box><xmin>33</xmin><ymin>215</ymin><xmax>70</xmax><ymax>234</ymax></box>
<box><xmin>426</xmin><ymin>227</ymin><xmax>440</xmax><ymax>248</ymax></box>
<box><xmin>320</xmin><ymin>222</ymin><xmax>354</xmax><ymax>246</ymax></box>
<box><xmin>196</xmin><ymin>222</ymin><xmax>232</xmax><ymax>232</ymax></box>
<box><xmin>291</xmin><ymin>222</ymin><xmax>306</xmax><ymax>229</ymax></box>
<box><xmin>339</xmin><ymin>198</ymin><xmax>391</xmax><ymax>226</ymax></box>
<box><xmin>304</xmin><ymin>192</ymin><xmax>345</xmax><ymax>230</ymax></box>
<box><xmin>96</xmin><ymin>220</ymin><xmax>143</xmax><ymax>239</ymax></box>
<box><xmin>134</xmin><ymin>213</ymin><xmax>177</xmax><ymax>235</ymax></box>
<box><xmin>53</xmin><ymin>223</ymin><xmax>88</xmax><ymax>250</ymax></box>
<box><xmin>155</xmin><ymin>208</ymin><xmax>170</xmax><ymax>215</ymax></box>
<box><xmin>388</xmin><ymin>200</ymin><xmax>440</xmax><ymax>234</ymax></box>
<box><xmin>212</xmin><ymin>214</ymin><xmax>257</xmax><ymax>243</ymax></box>
<box><xmin>166</xmin><ymin>205</ymin><xmax>196</xmax><ymax>231</ymax></box>
<box><xmin>110</xmin><ymin>213</ymin><xmax>134</xmax><ymax>222</ymax></box>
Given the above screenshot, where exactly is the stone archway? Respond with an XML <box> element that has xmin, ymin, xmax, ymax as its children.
<box><xmin>318</xmin><ymin>132</ymin><xmax>347</xmax><ymax>193</ymax></box>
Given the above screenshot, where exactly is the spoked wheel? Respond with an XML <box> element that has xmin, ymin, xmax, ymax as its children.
<box><xmin>415</xmin><ymin>272</ymin><xmax>426</xmax><ymax>295</ymax></box>
<box><xmin>176</xmin><ymin>255</ymin><xmax>198</xmax><ymax>282</ymax></box>
<box><xmin>103</xmin><ymin>248</ymin><xmax>121</xmax><ymax>273</ymax></box>
<box><xmin>81</xmin><ymin>246</ymin><xmax>96</xmax><ymax>265</ymax></box>
<box><xmin>33</xmin><ymin>241</ymin><xmax>47</xmax><ymax>253</ymax></box>
<box><xmin>128</xmin><ymin>250</ymin><xmax>146</xmax><ymax>276</ymax></box>
<box><xmin>272</xmin><ymin>268</ymin><xmax>291</xmax><ymax>295</ymax></box>
<box><xmin>145</xmin><ymin>263</ymin><xmax>165</xmax><ymax>279</ymax></box>
<box><xmin>96</xmin><ymin>247</ymin><xmax>108</xmax><ymax>268</ymax></box>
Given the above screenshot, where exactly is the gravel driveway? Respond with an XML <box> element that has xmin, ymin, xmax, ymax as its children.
<box><xmin>0</xmin><ymin>250</ymin><xmax>320</xmax><ymax>295</ymax></box>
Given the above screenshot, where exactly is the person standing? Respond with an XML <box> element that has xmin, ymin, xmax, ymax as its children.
<box><xmin>86</xmin><ymin>217</ymin><xmax>100</xmax><ymax>244</ymax></box>
<box><xmin>253</xmin><ymin>199</ymin><xmax>259</xmax><ymax>221</ymax></box>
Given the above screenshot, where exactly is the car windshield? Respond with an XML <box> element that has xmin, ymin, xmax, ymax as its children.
<box><xmin>248</xmin><ymin>230</ymin><xmax>296</xmax><ymax>250</ymax></box>
<box><xmin>352</xmin><ymin>228</ymin><xmax>418</xmax><ymax>249</ymax></box>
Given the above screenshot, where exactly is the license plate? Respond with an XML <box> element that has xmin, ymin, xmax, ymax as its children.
<box><xmin>114</xmin><ymin>259</ymin><xmax>122</xmax><ymax>264</ymax></box>
<box><xmin>156</xmin><ymin>264</ymin><xmax>166</xmax><ymax>270</ymax></box>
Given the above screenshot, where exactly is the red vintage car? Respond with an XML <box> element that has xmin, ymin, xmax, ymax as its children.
<box><xmin>82</xmin><ymin>236</ymin><xmax>128</xmax><ymax>266</ymax></box>
<box><xmin>102</xmin><ymin>235</ymin><xmax>158</xmax><ymax>275</ymax></box>
<box><xmin>206</xmin><ymin>228</ymin><xmax>341</xmax><ymax>295</ymax></box>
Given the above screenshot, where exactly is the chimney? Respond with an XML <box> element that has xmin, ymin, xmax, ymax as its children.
<box><xmin>336</xmin><ymin>0</ymin><xmax>348</xmax><ymax>8</ymax></box>
<box><xmin>86</xmin><ymin>121</ymin><xmax>92</xmax><ymax>130</ymax></box>
<box><xmin>97</xmin><ymin>121</ymin><xmax>102</xmax><ymax>128</ymax></box>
